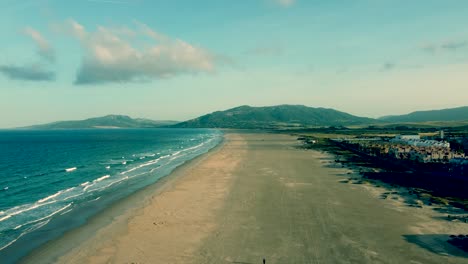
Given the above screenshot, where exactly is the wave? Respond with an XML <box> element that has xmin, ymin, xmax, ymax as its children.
<box><xmin>0</xmin><ymin>130</ymin><xmax>223</xmax><ymax>254</ymax></box>
<box><xmin>37</xmin><ymin>187</ymin><xmax>75</xmax><ymax>204</ymax></box>
<box><xmin>80</xmin><ymin>181</ymin><xmax>90</xmax><ymax>186</ymax></box>
<box><xmin>60</xmin><ymin>209</ymin><xmax>73</xmax><ymax>216</ymax></box>
<box><xmin>83</xmin><ymin>175</ymin><xmax>111</xmax><ymax>192</ymax></box>
<box><xmin>105</xmin><ymin>159</ymin><xmax>132</xmax><ymax>165</ymax></box>
<box><xmin>119</xmin><ymin>142</ymin><xmax>208</xmax><ymax>176</ymax></box>
<box><xmin>95</xmin><ymin>175</ymin><xmax>110</xmax><ymax>182</ymax></box>
<box><xmin>0</xmin><ymin>220</ymin><xmax>50</xmax><ymax>251</ymax></box>
<box><xmin>13</xmin><ymin>203</ymin><xmax>72</xmax><ymax>230</ymax></box>
<box><xmin>65</xmin><ymin>167</ymin><xmax>77</xmax><ymax>172</ymax></box>
<box><xmin>62</xmin><ymin>192</ymin><xmax>85</xmax><ymax>201</ymax></box>
<box><xmin>0</xmin><ymin>200</ymin><xmax>55</xmax><ymax>223</ymax></box>
<box><xmin>37</xmin><ymin>191</ymin><xmax>62</xmax><ymax>203</ymax></box>
<box><xmin>120</xmin><ymin>155</ymin><xmax>167</xmax><ymax>175</ymax></box>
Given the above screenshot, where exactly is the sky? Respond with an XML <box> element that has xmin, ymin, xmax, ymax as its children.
<box><xmin>1</xmin><ymin>0</ymin><xmax>468</xmax><ymax>128</ymax></box>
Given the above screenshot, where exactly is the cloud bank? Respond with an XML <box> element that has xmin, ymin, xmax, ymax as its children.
<box><xmin>0</xmin><ymin>27</ymin><xmax>55</xmax><ymax>81</ymax></box>
<box><xmin>65</xmin><ymin>20</ymin><xmax>217</xmax><ymax>85</ymax></box>
<box><xmin>0</xmin><ymin>65</ymin><xmax>55</xmax><ymax>81</ymax></box>
<box><xmin>422</xmin><ymin>39</ymin><xmax>468</xmax><ymax>53</ymax></box>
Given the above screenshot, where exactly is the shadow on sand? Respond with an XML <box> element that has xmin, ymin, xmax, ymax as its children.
<box><xmin>403</xmin><ymin>234</ymin><xmax>468</xmax><ymax>258</ymax></box>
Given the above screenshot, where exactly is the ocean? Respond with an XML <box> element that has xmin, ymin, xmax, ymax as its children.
<box><xmin>0</xmin><ymin>128</ymin><xmax>222</xmax><ymax>262</ymax></box>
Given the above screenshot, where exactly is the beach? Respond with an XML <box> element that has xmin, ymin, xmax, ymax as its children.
<box><xmin>22</xmin><ymin>133</ymin><xmax>468</xmax><ymax>263</ymax></box>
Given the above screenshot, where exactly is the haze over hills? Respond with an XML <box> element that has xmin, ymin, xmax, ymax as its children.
<box><xmin>173</xmin><ymin>105</ymin><xmax>377</xmax><ymax>128</ymax></box>
<box><xmin>22</xmin><ymin>115</ymin><xmax>178</xmax><ymax>129</ymax></box>
<box><xmin>18</xmin><ymin>105</ymin><xmax>468</xmax><ymax>130</ymax></box>
<box><xmin>379</xmin><ymin>106</ymin><xmax>468</xmax><ymax>123</ymax></box>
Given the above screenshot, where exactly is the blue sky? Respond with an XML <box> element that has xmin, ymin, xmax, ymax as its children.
<box><xmin>1</xmin><ymin>0</ymin><xmax>468</xmax><ymax>128</ymax></box>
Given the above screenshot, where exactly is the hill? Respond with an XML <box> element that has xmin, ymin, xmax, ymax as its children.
<box><xmin>23</xmin><ymin>115</ymin><xmax>178</xmax><ymax>129</ymax></box>
<box><xmin>172</xmin><ymin>105</ymin><xmax>376</xmax><ymax>129</ymax></box>
<box><xmin>379</xmin><ymin>106</ymin><xmax>468</xmax><ymax>123</ymax></box>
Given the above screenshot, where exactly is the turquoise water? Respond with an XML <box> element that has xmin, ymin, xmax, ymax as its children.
<box><xmin>0</xmin><ymin>128</ymin><xmax>222</xmax><ymax>262</ymax></box>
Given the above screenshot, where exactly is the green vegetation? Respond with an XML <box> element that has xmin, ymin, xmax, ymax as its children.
<box><xmin>22</xmin><ymin>115</ymin><xmax>178</xmax><ymax>129</ymax></box>
<box><xmin>20</xmin><ymin>105</ymin><xmax>468</xmax><ymax>130</ymax></box>
<box><xmin>173</xmin><ymin>105</ymin><xmax>377</xmax><ymax>128</ymax></box>
<box><xmin>379</xmin><ymin>106</ymin><xmax>468</xmax><ymax>123</ymax></box>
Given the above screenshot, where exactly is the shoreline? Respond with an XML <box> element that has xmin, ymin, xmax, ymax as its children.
<box><xmin>19</xmin><ymin>133</ymin><xmax>228</xmax><ymax>264</ymax></box>
<box><xmin>21</xmin><ymin>132</ymin><xmax>468</xmax><ymax>263</ymax></box>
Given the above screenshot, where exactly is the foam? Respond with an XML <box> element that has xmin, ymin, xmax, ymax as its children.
<box><xmin>65</xmin><ymin>167</ymin><xmax>77</xmax><ymax>172</ymax></box>
<box><xmin>81</xmin><ymin>181</ymin><xmax>90</xmax><ymax>186</ymax></box>
<box><xmin>0</xmin><ymin>220</ymin><xmax>52</xmax><ymax>251</ymax></box>
<box><xmin>37</xmin><ymin>187</ymin><xmax>75</xmax><ymax>203</ymax></box>
<box><xmin>38</xmin><ymin>191</ymin><xmax>64</xmax><ymax>203</ymax></box>
<box><xmin>90</xmin><ymin>196</ymin><xmax>101</xmax><ymax>202</ymax></box>
<box><xmin>63</xmin><ymin>193</ymin><xmax>85</xmax><ymax>201</ymax></box>
<box><xmin>60</xmin><ymin>209</ymin><xmax>73</xmax><ymax>215</ymax></box>
<box><xmin>120</xmin><ymin>156</ymin><xmax>165</xmax><ymax>175</ymax></box>
<box><xmin>83</xmin><ymin>175</ymin><xmax>110</xmax><ymax>191</ymax></box>
<box><xmin>95</xmin><ymin>175</ymin><xmax>110</xmax><ymax>182</ymax></box>
<box><xmin>0</xmin><ymin>229</ymin><xmax>27</xmax><ymax>251</ymax></box>
<box><xmin>13</xmin><ymin>203</ymin><xmax>72</xmax><ymax>230</ymax></box>
<box><xmin>83</xmin><ymin>184</ymin><xmax>94</xmax><ymax>191</ymax></box>
<box><xmin>0</xmin><ymin>201</ymin><xmax>55</xmax><ymax>223</ymax></box>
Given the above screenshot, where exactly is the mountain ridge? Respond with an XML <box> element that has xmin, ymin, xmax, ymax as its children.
<box><xmin>19</xmin><ymin>105</ymin><xmax>468</xmax><ymax>130</ymax></box>
<box><xmin>172</xmin><ymin>104</ymin><xmax>377</xmax><ymax>128</ymax></box>
<box><xmin>21</xmin><ymin>115</ymin><xmax>178</xmax><ymax>129</ymax></box>
<box><xmin>379</xmin><ymin>106</ymin><xmax>468</xmax><ymax>123</ymax></box>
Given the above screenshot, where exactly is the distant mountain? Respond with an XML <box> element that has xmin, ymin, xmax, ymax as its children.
<box><xmin>23</xmin><ymin>115</ymin><xmax>178</xmax><ymax>129</ymax></box>
<box><xmin>379</xmin><ymin>106</ymin><xmax>468</xmax><ymax>123</ymax></box>
<box><xmin>173</xmin><ymin>105</ymin><xmax>376</xmax><ymax>128</ymax></box>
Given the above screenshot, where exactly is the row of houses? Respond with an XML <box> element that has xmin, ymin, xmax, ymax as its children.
<box><xmin>389</xmin><ymin>145</ymin><xmax>465</xmax><ymax>163</ymax></box>
<box><xmin>335</xmin><ymin>136</ymin><xmax>465</xmax><ymax>164</ymax></box>
<box><xmin>391</xmin><ymin>135</ymin><xmax>450</xmax><ymax>148</ymax></box>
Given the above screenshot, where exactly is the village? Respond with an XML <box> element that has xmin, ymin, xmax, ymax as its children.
<box><xmin>331</xmin><ymin>132</ymin><xmax>468</xmax><ymax>165</ymax></box>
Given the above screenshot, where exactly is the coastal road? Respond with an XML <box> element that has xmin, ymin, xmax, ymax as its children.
<box><xmin>193</xmin><ymin>133</ymin><xmax>468</xmax><ymax>264</ymax></box>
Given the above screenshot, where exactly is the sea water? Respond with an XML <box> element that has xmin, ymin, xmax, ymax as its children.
<box><xmin>0</xmin><ymin>128</ymin><xmax>222</xmax><ymax>262</ymax></box>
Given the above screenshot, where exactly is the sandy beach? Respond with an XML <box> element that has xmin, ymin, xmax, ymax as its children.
<box><xmin>22</xmin><ymin>133</ymin><xmax>468</xmax><ymax>263</ymax></box>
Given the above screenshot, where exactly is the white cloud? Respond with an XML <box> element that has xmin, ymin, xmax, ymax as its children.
<box><xmin>65</xmin><ymin>20</ymin><xmax>218</xmax><ymax>85</ymax></box>
<box><xmin>24</xmin><ymin>27</ymin><xmax>55</xmax><ymax>63</ymax></box>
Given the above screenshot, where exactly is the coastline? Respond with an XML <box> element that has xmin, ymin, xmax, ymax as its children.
<box><xmin>21</xmin><ymin>132</ymin><xmax>468</xmax><ymax>263</ymax></box>
<box><xmin>19</xmin><ymin>132</ymin><xmax>230</xmax><ymax>264</ymax></box>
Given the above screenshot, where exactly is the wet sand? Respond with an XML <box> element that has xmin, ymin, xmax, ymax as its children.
<box><xmin>23</xmin><ymin>133</ymin><xmax>468</xmax><ymax>263</ymax></box>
